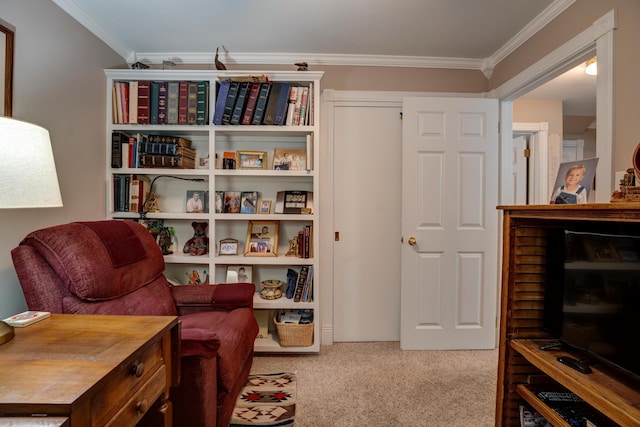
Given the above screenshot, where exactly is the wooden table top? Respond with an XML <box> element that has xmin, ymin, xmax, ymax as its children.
<box><xmin>0</xmin><ymin>314</ymin><xmax>178</xmax><ymax>406</ymax></box>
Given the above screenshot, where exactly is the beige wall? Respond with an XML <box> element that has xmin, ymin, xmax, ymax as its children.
<box><xmin>0</xmin><ymin>0</ymin><xmax>638</xmax><ymax>317</ymax></box>
<box><xmin>490</xmin><ymin>0</ymin><xmax>640</xmax><ymax>173</ymax></box>
<box><xmin>0</xmin><ymin>0</ymin><xmax>123</xmax><ymax>316</ymax></box>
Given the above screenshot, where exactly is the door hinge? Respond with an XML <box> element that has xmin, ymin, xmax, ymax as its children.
<box><xmin>335</xmin><ymin>231</ymin><xmax>340</xmax><ymax>241</ymax></box>
<box><xmin>523</xmin><ymin>148</ymin><xmax>531</xmax><ymax>158</ymax></box>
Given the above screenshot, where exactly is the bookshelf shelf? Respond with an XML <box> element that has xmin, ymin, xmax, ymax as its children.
<box><xmin>105</xmin><ymin>69</ymin><xmax>323</xmax><ymax>353</ymax></box>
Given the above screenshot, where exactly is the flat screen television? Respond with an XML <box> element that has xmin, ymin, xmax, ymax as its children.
<box><xmin>544</xmin><ymin>230</ymin><xmax>640</xmax><ymax>381</ymax></box>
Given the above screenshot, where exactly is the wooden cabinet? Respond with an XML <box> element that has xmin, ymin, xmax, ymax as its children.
<box><xmin>0</xmin><ymin>314</ymin><xmax>179</xmax><ymax>427</ymax></box>
<box><xmin>496</xmin><ymin>204</ymin><xmax>640</xmax><ymax>426</ymax></box>
<box><xmin>105</xmin><ymin>70</ymin><xmax>322</xmax><ymax>353</ymax></box>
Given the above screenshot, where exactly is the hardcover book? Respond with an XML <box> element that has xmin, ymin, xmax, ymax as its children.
<box><xmin>251</xmin><ymin>83</ymin><xmax>272</xmax><ymax>125</ymax></box>
<box><xmin>166</xmin><ymin>81</ymin><xmax>180</xmax><ymax>124</ymax></box>
<box><xmin>222</xmin><ymin>82</ymin><xmax>240</xmax><ymax>124</ymax></box>
<box><xmin>129</xmin><ymin>80</ymin><xmax>138</xmax><ymax>124</ymax></box>
<box><xmin>262</xmin><ymin>82</ymin><xmax>281</xmax><ymax>125</ymax></box>
<box><xmin>213</xmin><ymin>81</ymin><xmax>231</xmax><ymax>125</ymax></box>
<box><xmin>149</xmin><ymin>82</ymin><xmax>160</xmax><ymax>124</ymax></box>
<box><xmin>137</xmin><ymin>81</ymin><xmax>151</xmax><ymax>124</ymax></box>
<box><xmin>187</xmin><ymin>81</ymin><xmax>198</xmax><ymax>125</ymax></box>
<box><xmin>230</xmin><ymin>81</ymin><xmax>251</xmax><ymax>125</ymax></box>
<box><xmin>157</xmin><ymin>81</ymin><xmax>167</xmax><ymax>124</ymax></box>
<box><xmin>178</xmin><ymin>81</ymin><xmax>189</xmax><ymax>125</ymax></box>
<box><xmin>241</xmin><ymin>82</ymin><xmax>261</xmax><ymax>125</ymax></box>
<box><xmin>196</xmin><ymin>81</ymin><xmax>208</xmax><ymax>125</ymax></box>
<box><xmin>273</xmin><ymin>82</ymin><xmax>291</xmax><ymax>125</ymax></box>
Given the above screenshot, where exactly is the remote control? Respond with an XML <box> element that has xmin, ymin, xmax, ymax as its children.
<box><xmin>557</xmin><ymin>356</ymin><xmax>592</xmax><ymax>374</ymax></box>
<box><xmin>538</xmin><ymin>340</ymin><xmax>563</xmax><ymax>350</ymax></box>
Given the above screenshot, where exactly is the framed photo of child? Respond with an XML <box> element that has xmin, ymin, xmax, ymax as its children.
<box><xmin>549</xmin><ymin>158</ymin><xmax>598</xmax><ymax>204</ymax></box>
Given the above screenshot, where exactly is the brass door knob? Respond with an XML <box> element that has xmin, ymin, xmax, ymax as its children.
<box><xmin>408</xmin><ymin>237</ymin><xmax>417</xmax><ymax>246</ymax></box>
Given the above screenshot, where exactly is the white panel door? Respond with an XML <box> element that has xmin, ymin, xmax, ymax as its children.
<box><xmin>333</xmin><ymin>104</ymin><xmax>402</xmax><ymax>341</ymax></box>
<box><xmin>401</xmin><ymin>97</ymin><xmax>499</xmax><ymax>350</ymax></box>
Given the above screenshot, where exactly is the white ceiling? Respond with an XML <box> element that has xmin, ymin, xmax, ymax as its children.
<box><xmin>53</xmin><ymin>0</ymin><xmax>594</xmax><ymax>115</ymax></box>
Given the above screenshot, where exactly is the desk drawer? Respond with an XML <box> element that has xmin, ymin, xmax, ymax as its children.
<box><xmin>91</xmin><ymin>340</ymin><xmax>164</xmax><ymax>425</ymax></box>
<box><xmin>104</xmin><ymin>365</ymin><xmax>166</xmax><ymax>427</ymax></box>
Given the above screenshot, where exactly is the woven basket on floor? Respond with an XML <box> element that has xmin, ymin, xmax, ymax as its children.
<box><xmin>274</xmin><ymin>316</ymin><xmax>314</xmax><ymax>347</ymax></box>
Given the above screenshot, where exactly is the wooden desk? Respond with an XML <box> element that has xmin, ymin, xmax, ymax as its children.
<box><xmin>0</xmin><ymin>314</ymin><xmax>179</xmax><ymax>427</ymax></box>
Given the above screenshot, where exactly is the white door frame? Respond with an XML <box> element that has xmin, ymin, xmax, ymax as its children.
<box><xmin>513</xmin><ymin>122</ymin><xmax>550</xmax><ymax>204</ymax></box>
<box><xmin>494</xmin><ymin>9</ymin><xmax>616</xmax><ymax>205</ymax></box>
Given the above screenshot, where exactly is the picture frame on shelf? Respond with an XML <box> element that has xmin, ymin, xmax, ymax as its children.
<box><xmin>259</xmin><ymin>200</ymin><xmax>272</xmax><ymax>214</ymax></box>
<box><xmin>186</xmin><ymin>190</ymin><xmax>206</xmax><ymax>213</ymax></box>
<box><xmin>197</xmin><ymin>154</ymin><xmax>209</xmax><ymax>169</ymax></box>
<box><xmin>245</xmin><ymin>220</ymin><xmax>279</xmax><ymax>257</ymax></box>
<box><xmin>224</xmin><ymin>191</ymin><xmax>241</xmax><ymax>213</ymax></box>
<box><xmin>214</xmin><ymin>191</ymin><xmax>224</xmax><ymax>213</ymax></box>
<box><xmin>222</xmin><ymin>151</ymin><xmax>236</xmax><ymax>169</ymax></box>
<box><xmin>226</xmin><ymin>265</ymin><xmax>252</xmax><ymax>283</ymax></box>
<box><xmin>273</xmin><ymin>148</ymin><xmax>307</xmax><ymax>171</ymax></box>
<box><xmin>219</xmin><ymin>238</ymin><xmax>239</xmax><ymax>256</ymax></box>
<box><xmin>240</xmin><ymin>191</ymin><xmax>258</xmax><ymax>214</ymax></box>
<box><xmin>274</xmin><ymin>191</ymin><xmax>313</xmax><ymax>214</ymax></box>
<box><xmin>237</xmin><ymin>151</ymin><xmax>267</xmax><ymax>170</ymax></box>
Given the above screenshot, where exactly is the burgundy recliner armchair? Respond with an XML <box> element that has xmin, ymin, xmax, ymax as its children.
<box><xmin>11</xmin><ymin>220</ymin><xmax>259</xmax><ymax>427</ymax></box>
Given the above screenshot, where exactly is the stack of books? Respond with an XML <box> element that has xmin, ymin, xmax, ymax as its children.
<box><xmin>112</xmin><ymin>132</ymin><xmax>196</xmax><ymax>169</ymax></box>
<box><xmin>212</xmin><ymin>79</ymin><xmax>313</xmax><ymax>126</ymax></box>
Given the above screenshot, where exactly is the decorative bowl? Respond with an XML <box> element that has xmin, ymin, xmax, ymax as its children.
<box><xmin>260</xmin><ymin>280</ymin><xmax>285</xmax><ymax>300</ymax></box>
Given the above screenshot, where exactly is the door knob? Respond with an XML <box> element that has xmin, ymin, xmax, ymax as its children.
<box><xmin>408</xmin><ymin>236</ymin><xmax>417</xmax><ymax>246</ymax></box>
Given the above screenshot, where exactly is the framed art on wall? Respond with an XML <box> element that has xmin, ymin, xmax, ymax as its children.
<box><xmin>0</xmin><ymin>21</ymin><xmax>14</xmax><ymax>116</ymax></box>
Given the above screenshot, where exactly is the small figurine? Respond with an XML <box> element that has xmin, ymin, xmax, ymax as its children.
<box><xmin>183</xmin><ymin>221</ymin><xmax>209</xmax><ymax>256</ymax></box>
<box><xmin>156</xmin><ymin>226</ymin><xmax>173</xmax><ymax>255</ymax></box>
<box><xmin>131</xmin><ymin>61</ymin><xmax>149</xmax><ymax>70</ymax></box>
<box><xmin>215</xmin><ymin>47</ymin><xmax>227</xmax><ymax>70</ymax></box>
<box><xmin>285</xmin><ymin>236</ymin><xmax>298</xmax><ymax>257</ymax></box>
<box><xmin>144</xmin><ymin>192</ymin><xmax>160</xmax><ymax>213</ymax></box>
<box><xmin>186</xmin><ymin>270</ymin><xmax>202</xmax><ymax>285</ymax></box>
<box><xmin>295</xmin><ymin>62</ymin><xmax>308</xmax><ymax>71</ymax></box>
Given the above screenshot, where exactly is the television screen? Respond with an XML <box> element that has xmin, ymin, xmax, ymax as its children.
<box><xmin>544</xmin><ymin>231</ymin><xmax>640</xmax><ymax>380</ymax></box>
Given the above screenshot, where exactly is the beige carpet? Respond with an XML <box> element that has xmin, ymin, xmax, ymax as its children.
<box><xmin>250</xmin><ymin>342</ymin><xmax>498</xmax><ymax>427</ymax></box>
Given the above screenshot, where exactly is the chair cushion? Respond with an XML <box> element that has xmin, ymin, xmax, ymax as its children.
<box><xmin>20</xmin><ymin>221</ymin><xmax>165</xmax><ymax>301</ymax></box>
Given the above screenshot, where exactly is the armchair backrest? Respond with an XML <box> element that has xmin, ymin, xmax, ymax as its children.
<box><xmin>11</xmin><ymin>220</ymin><xmax>178</xmax><ymax>316</ymax></box>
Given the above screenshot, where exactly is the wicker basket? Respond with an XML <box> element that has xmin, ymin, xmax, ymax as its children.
<box><xmin>274</xmin><ymin>316</ymin><xmax>314</xmax><ymax>347</ymax></box>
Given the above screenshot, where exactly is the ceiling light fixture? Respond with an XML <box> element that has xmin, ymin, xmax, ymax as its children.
<box><xmin>585</xmin><ymin>57</ymin><xmax>597</xmax><ymax>76</ymax></box>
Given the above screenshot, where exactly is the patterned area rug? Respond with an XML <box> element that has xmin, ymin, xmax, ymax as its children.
<box><xmin>229</xmin><ymin>372</ymin><xmax>296</xmax><ymax>426</ymax></box>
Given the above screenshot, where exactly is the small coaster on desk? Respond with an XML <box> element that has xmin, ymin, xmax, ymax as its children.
<box><xmin>4</xmin><ymin>311</ymin><xmax>51</xmax><ymax>327</ymax></box>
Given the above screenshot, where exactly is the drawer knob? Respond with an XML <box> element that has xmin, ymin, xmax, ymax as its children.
<box><xmin>136</xmin><ymin>399</ymin><xmax>149</xmax><ymax>414</ymax></box>
<box><xmin>132</xmin><ymin>362</ymin><xmax>145</xmax><ymax>377</ymax></box>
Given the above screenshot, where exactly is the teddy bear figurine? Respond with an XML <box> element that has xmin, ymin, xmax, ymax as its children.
<box><xmin>183</xmin><ymin>221</ymin><xmax>209</xmax><ymax>256</ymax></box>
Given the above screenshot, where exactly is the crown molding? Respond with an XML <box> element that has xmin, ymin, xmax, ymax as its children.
<box><xmin>133</xmin><ymin>51</ymin><xmax>487</xmax><ymax>70</ymax></box>
<box><xmin>484</xmin><ymin>0</ymin><xmax>576</xmax><ymax>76</ymax></box>
<box><xmin>55</xmin><ymin>0</ymin><xmax>576</xmax><ymax>72</ymax></box>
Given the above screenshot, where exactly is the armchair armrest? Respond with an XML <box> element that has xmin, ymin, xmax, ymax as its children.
<box><xmin>171</xmin><ymin>283</ymin><xmax>255</xmax><ymax>314</ymax></box>
<box><xmin>180</xmin><ymin>327</ymin><xmax>220</xmax><ymax>358</ymax></box>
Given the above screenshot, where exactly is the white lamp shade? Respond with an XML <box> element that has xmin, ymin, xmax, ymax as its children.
<box><xmin>0</xmin><ymin>117</ymin><xmax>63</xmax><ymax>208</ymax></box>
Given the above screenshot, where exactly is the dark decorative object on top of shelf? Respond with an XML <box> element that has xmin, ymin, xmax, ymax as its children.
<box><xmin>215</xmin><ymin>47</ymin><xmax>227</xmax><ymax>70</ymax></box>
<box><xmin>295</xmin><ymin>62</ymin><xmax>308</xmax><ymax>71</ymax></box>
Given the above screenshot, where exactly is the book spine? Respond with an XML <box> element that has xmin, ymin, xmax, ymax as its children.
<box><xmin>222</xmin><ymin>82</ymin><xmax>239</xmax><ymax>124</ymax></box>
<box><xmin>212</xmin><ymin>81</ymin><xmax>231</xmax><ymax>125</ymax></box>
<box><xmin>178</xmin><ymin>81</ymin><xmax>189</xmax><ymax>125</ymax></box>
<box><xmin>251</xmin><ymin>83</ymin><xmax>271</xmax><ymax>125</ymax></box>
<box><xmin>139</xmin><ymin>154</ymin><xmax>195</xmax><ymax>169</ymax></box>
<box><xmin>196</xmin><ymin>81</ymin><xmax>208</xmax><ymax>125</ymax></box>
<box><xmin>262</xmin><ymin>82</ymin><xmax>280</xmax><ymax>125</ymax></box>
<box><xmin>230</xmin><ymin>82</ymin><xmax>251</xmax><ymax>125</ymax></box>
<box><xmin>293</xmin><ymin>266</ymin><xmax>309</xmax><ymax>302</ymax></box>
<box><xmin>128</xmin><ymin>81</ymin><xmax>138</xmax><ymax>124</ymax></box>
<box><xmin>167</xmin><ymin>81</ymin><xmax>179</xmax><ymax>124</ymax></box>
<box><xmin>146</xmin><ymin>134</ymin><xmax>192</xmax><ymax>147</ymax></box>
<box><xmin>187</xmin><ymin>81</ymin><xmax>198</xmax><ymax>125</ymax></box>
<box><xmin>111</xmin><ymin>131</ymin><xmax>128</xmax><ymax>168</ymax></box>
<box><xmin>157</xmin><ymin>81</ymin><xmax>167</xmax><ymax>124</ymax></box>
<box><xmin>119</xmin><ymin>81</ymin><xmax>130</xmax><ymax>123</ymax></box>
<box><xmin>137</xmin><ymin>81</ymin><xmax>150</xmax><ymax>124</ymax></box>
<box><xmin>285</xmin><ymin>86</ymin><xmax>298</xmax><ymax>126</ymax></box>
<box><xmin>241</xmin><ymin>82</ymin><xmax>261</xmax><ymax>125</ymax></box>
<box><xmin>273</xmin><ymin>83</ymin><xmax>291</xmax><ymax>125</ymax></box>
<box><xmin>149</xmin><ymin>82</ymin><xmax>160</xmax><ymax>124</ymax></box>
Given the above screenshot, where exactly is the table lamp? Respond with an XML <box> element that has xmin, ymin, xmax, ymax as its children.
<box><xmin>0</xmin><ymin>116</ymin><xmax>63</xmax><ymax>344</ymax></box>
